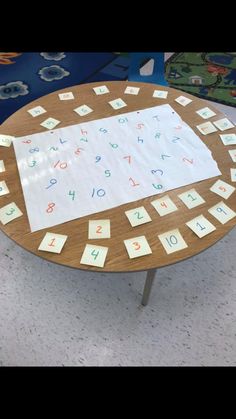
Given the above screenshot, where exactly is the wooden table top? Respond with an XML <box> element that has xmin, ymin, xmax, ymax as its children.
<box><xmin>0</xmin><ymin>81</ymin><xmax>236</xmax><ymax>272</ymax></box>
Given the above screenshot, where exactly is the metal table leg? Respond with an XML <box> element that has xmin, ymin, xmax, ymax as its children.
<box><xmin>141</xmin><ymin>268</ymin><xmax>157</xmax><ymax>306</ymax></box>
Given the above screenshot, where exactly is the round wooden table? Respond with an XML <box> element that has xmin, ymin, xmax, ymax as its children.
<box><xmin>0</xmin><ymin>81</ymin><xmax>235</xmax><ymax>305</ymax></box>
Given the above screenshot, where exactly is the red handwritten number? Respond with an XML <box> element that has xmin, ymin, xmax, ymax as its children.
<box><xmin>54</xmin><ymin>160</ymin><xmax>67</xmax><ymax>169</ymax></box>
<box><xmin>22</xmin><ymin>139</ymin><xmax>31</xmax><ymax>144</ymax></box>
<box><xmin>160</xmin><ymin>202</ymin><xmax>167</xmax><ymax>208</ymax></box>
<box><xmin>137</xmin><ymin>123</ymin><xmax>144</xmax><ymax>130</ymax></box>
<box><xmin>48</xmin><ymin>238</ymin><xmax>56</xmax><ymax>247</ymax></box>
<box><xmin>133</xmin><ymin>242</ymin><xmax>141</xmax><ymax>251</ymax></box>
<box><xmin>183</xmin><ymin>157</ymin><xmax>193</xmax><ymax>164</ymax></box>
<box><xmin>129</xmin><ymin>177</ymin><xmax>140</xmax><ymax>187</ymax></box>
<box><xmin>46</xmin><ymin>203</ymin><xmax>55</xmax><ymax>213</ymax></box>
<box><xmin>75</xmin><ymin>148</ymin><xmax>84</xmax><ymax>155</ymax></box>
<box><xmin>219</xmin><ymin>186</ymin><xmax>226</xmax><ymax>192</ymax></box>
<box><xmin>96</xmin><ymin>226</ymin><xmax>102</xmax><ymax>234</ymax></box>
<box><xmin>123</xmin><ymin>156</ymin><xmax>131</xmax><ymax>164</ymax></box>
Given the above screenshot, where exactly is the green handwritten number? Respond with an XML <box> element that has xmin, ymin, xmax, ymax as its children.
<box><xmin>6</xmin><ymin>208</ymin><xmax>15</xmax><ymax>216</ymax></box>
<box><xmin>187</xmin><ymin>193</ymin><xmax>197</xmax><ymax>202</ymax></box>
<box><xmin>134</xmin><ymin>211</ymin><xmax>144</xmax><ymax>220</ymax></box>
<box><xmin>91</xmin><ymin>249</ymin><xmax>99</xmax><ymax>260</ymax></box>
<box><xmin>69</xmin><ymin>190</ymin><xmax>75</xmax><ymax>200</ymax></box>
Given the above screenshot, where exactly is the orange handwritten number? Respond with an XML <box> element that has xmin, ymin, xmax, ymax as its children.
<box><xmin>133</xmin><ymin>242</ymin><xmax>141</xmax><ymax>251</ymax></box>
<box><xmin>219</xmin><ymin>186</ymin><xmax>226</xmax><ymax>192</ymax></box>
<box><xmin>48</xmin><ymin>238</ymin><xmax>56</xmax><ymax>247</ymax></box>
<box><xmin>96</xmin><ymin>226</ymin><xmax>102</xmax><ymax>234</ymax></box>
<box><xmin>46</xmin><ymin>203</ymin><xmax>55</xmax><ymax>213</ymax></box>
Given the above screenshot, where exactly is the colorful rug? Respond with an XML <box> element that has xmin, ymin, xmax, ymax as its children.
<box><xmin>165</xmin><ymin>52</ymin><xmax>236</xmax><ymax>107</ymax></box>
<box><xmin>0</xmin><ymin>52</ymin><xmax>131</xmax><ymax>124</ymax></box>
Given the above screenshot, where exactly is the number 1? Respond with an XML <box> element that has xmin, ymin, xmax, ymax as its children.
<box><xmin>48</xmin><ymin>238</ymin><xmax>56</xmax><ymax>247</ymax></box>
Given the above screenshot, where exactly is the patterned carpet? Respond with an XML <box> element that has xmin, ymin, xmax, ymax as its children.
<box><xmin>165</xmin><ymin>52</ymin><xmax>236</xmax><ymax>107</ymax></box>
<box><xmin>1</xmin><ymin>52</ymin><xmax>235</xmax><ymax>126</ymax></box>
<box><xmin>0</xmin><ymin>52</ymin><xmax>131</xmax><ymax>124</ymax></box>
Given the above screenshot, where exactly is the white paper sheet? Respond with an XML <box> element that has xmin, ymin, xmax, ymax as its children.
<box><xmin>13</xmin><ymin>104</ymin><xmax>221</xmax><ymax>232</ymax></box>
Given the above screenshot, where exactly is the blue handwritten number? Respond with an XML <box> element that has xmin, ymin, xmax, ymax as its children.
<box><xmin>196</xmin><ymin>222</ymin><xmax>206</xmax><ymax>231</ymax></box>
<box><xmin>99</xmin><ymin>128</ymin><xmax>108</xmax><ymax>134</ymax></box>
<box><xmin>165</xmin><ymin>235</ymin><xmax>178</xmax><ymax>247</ymax></box>
<box><xmin>46</xmin><ymin>179</ymin><xmax>57</xmax><ymax>189</ymax></box>
<box><xmin>216</xmin><ymin>207</ymin><xmax>227</xmax><ymax>215</ymax></box>
<box><xmin>29</xmin><ymin>147</ymin><xmax>39</xmax><ymax>153</ymax></box>
<box><xmin>92</xmin><ymin>188</ymin><xmax>106</xmax><ymax>197</ymax></box>
<box><xmin>151</xmin><ymin>169</ymin><xmax>163</xmax><ymax>176</ymax></box>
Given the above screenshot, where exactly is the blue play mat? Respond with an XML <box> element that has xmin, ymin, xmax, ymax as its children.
<box><xmin>0</xmin><ymin>52</ymin><xmax>131</xmax><ymax>124</ymax></box>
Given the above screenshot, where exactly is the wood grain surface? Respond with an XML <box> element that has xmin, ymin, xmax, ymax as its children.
<box><xmin>0</xmin><ymin>81</ymin><xmax>235</xmax><ymax>272</ymax></box>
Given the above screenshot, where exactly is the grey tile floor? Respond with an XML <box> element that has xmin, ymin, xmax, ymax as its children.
<box><xmin>0</xmin><ymin>54</ymin><xmax>236</xmax><ymax>366</ymax></box>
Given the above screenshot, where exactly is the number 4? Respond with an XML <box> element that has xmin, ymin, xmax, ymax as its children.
<box><xmin>91</xmin><ymin>249</ymin><xmax>99</xmax><ymax>260</ymax></box>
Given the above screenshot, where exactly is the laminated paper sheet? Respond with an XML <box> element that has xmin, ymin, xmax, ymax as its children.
<box><xmin>13</xmin><ymin>104</ymin><xmax>221</xmax><ymax>232</ymax></box>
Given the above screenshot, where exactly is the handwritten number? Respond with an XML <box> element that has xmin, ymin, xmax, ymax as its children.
<box><xmin>69</xmin><ymin>190</ymin><xmax>75</xmax><ymax>200</ymax></box>
<box><xmin>46</xmin><ymin>203</ymin><xmax>55</xmax><ymax>213</ymax></box>
<box><xmin>46</xmin><ymin>179</ymin><xmax>57</xmax><ymax>189</ymax></box>
<box><xmin>29</xmin><ymin>147</ymin><xmax>39</xmax><ymax>153</ymax></box>
<box><xmin>133</xmin><ymin>242</ymin><xmax>141</xmax><ymax>251</ymax></box>
<box><xmin>165</xmin><ymin>235</ymin><xmax>178</xmax><ymax>247</ymax></box>
<box><xmin>6</xmin><ymin>208</ymin><xmax>15</xmax><ymax>216</ymax></box>
<box><xmin>134</xmin><ymin>211</ymin><xmax>144</xmax><ymax>220</ymax></box>
<box><xmin>91</xmin><ymin>249</ymin><xmax>99</xmax><ymax>260</ymax></box>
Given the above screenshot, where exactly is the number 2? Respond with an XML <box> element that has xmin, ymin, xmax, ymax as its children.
<box><xmin>187</xmin><ymin>193</ymin><xmax>197</xmax><ymax>202</ymax></box>
<box><xmin>134</xmin><ymin>212</ymin><xmax>144</xmax><ymax>220</ymax></box>
<box><xmin>96</xmin><ymin>226</ymin><xmax>102</xmax><ymax>234</ymax></box>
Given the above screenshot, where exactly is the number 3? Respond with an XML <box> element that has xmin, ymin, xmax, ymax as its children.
<box><xmin>6</xmin><ymin>208</ymin><xmax>15</xmax><ymax>216</ymax></box>
<box><xmin>132</xmin><ymin>242</ymin><xmax>141</xmax><ymax>250</ymax></box>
